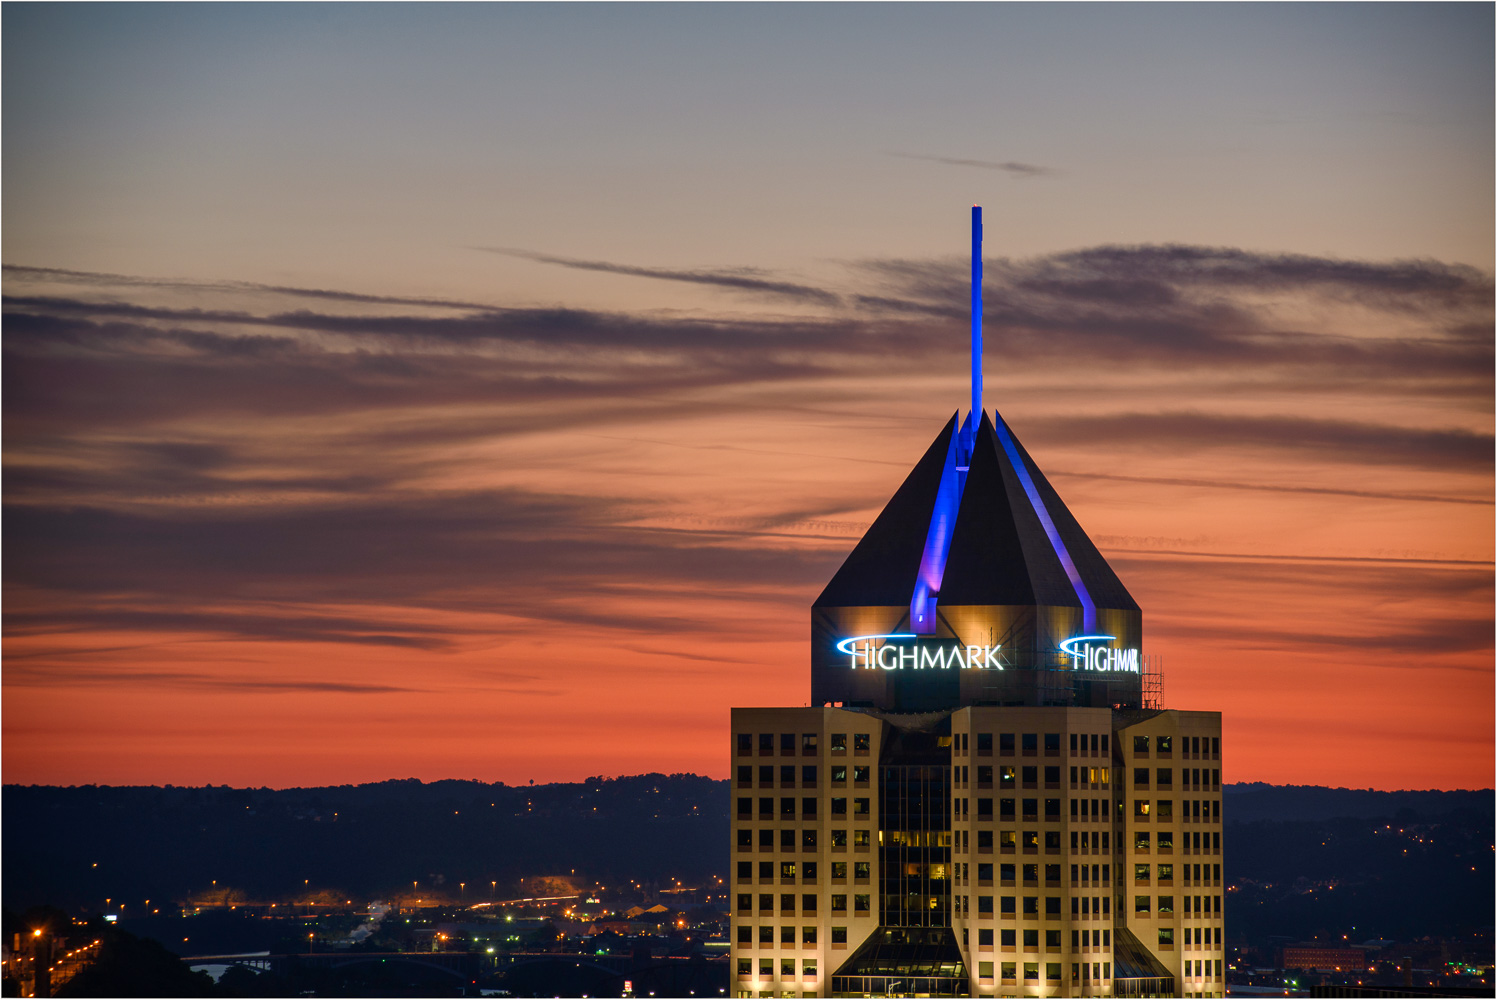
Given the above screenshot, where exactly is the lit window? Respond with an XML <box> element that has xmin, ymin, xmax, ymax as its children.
<box><xmin>1134</xmin><ymin>832</ymin><xmax>1150</xmax><ymax>850</ymax></box>
<box><xmin>1134</xmin><ymin>895</ymin><xmax>1150</xmax><ymax>914</ymax></box>
<box><xmin>853</xmin><ymin>765</ymin><xmax>869</xmax><ymax>782</ymax></box>
<box><xmin>831</xmin><ymin>829</ymin><xmax>846</xmax><ymax>848</ymax></box>
<box><xmin>853</xmin><ymin>733</ymin><xmax>870</xmax><ymax>752</ymax></box>
<box><xmin>1157</xmin><ymin>895</ymin><xmax>1174</xmax><ymax>914</ymax></box>
<box><xmin>853</xmin><ymin>830</ymin><xmax>870</xmax><ymax>847</ymax></box>
<box><xmin>1157</xmin><ymin>865</ymin><xmax>1173</xmax><ymax>881</ymax></box>
<box><xmin>831</xmin><ymin>895</ymin><xmax>847</xmax><ymax>912</ymax></box>
<box><xmin>781</xmin><ymin>862</ymin><xmax>796</xmax><ymax>879</ymax></box>
<box><xmin>1134</xmin><ymin>864</ymin><xmax>1150</xmax><ymax>880</ymax></box>
<box><xmin>1158</xmin><ymin>927</ymin><xmax>1174</xmax><ymax>947</ymax></box>
<box><xmin>831</xmin><ymin>733</ymin><xmax>846</xmax><ymax>751</ymax></box>
<box><xmin>831</xmin><ymin>862</ymin><xmax>847</xmax><ymax>879</ymax></box>
<box><xmin>854</xmin><ymin>894</ymin><xmax>870</xmax><ymax>913</ymax></box>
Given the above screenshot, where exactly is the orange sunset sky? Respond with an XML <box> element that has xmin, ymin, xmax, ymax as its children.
<box><xmin>3</xmin><ymin>5</ymin><xmax>1492</xmax><ymax>791</ymax></box>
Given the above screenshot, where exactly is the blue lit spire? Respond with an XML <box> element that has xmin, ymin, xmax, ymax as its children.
<box><xmin>909</xmin><ymin>208</ymin><xmax>984</xmax><ymax>633</ymax></box>
<box><xmin>970</xmin><ymin>205</ymin><xmax>982</xmax><ymax>455</ymax></box>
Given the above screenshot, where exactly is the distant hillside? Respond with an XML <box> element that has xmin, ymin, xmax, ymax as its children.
<box><xmin>1222</xmin><ymin>783</ymin><xmax>1492</xmax><ymax>823</ymax></box>
<box><xmin>2</xmin><ymin>774</ymin><xmax>732</xmax><ymax>912</ymax></box>
<box><xmin>3</xmin><ymin>777</ymin><xmax>1491</xmax><ymax>941</ymax></box>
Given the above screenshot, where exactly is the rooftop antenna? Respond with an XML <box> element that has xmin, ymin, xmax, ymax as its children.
<box><xmin>970</xmin><ymin>205</ymin><xmax>983</xmax><ymax>453</ymax></box>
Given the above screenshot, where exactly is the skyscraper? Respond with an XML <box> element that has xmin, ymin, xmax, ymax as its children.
<box><xmin>728</xmin><ymin>210</ymin><xmax>1224</xmax><ymax>999</ymax></box>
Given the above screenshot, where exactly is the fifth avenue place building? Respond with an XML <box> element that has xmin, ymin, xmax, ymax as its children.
<box><xmin>729</xmin><ymin>210</ymin><xmax>1224</xmax><ymax>999</ymax></box>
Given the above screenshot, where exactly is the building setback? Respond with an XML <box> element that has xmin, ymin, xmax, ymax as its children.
<box><xmin>729</xmin><ymin>209</ymin><xmax>1224</xmax><ymax>1000</ymax></box>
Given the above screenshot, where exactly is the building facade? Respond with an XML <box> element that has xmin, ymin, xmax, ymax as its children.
<box><xmin>729</xmin><ymin>410</ymin><xmax>1224</xmax><ymax>998</ymax></box>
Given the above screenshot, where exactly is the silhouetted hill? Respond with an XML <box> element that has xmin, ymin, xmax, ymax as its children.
<box><xmin>1222</xmin><ymin>783</ymin><xmax>1491</xmax><ymax>823</ymax></box>
<box><xmin>2</xmin><ymin>773</ymin><xmax>730</xmax><ymax>911</ymax></box>
<box><xmin>3</xmin><ymin>778</ymin><xmax>1491</xmax><ymax>943</ymax></box>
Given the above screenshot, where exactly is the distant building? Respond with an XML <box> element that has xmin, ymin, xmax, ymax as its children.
<box><xmin>728</xmin><ymin>212</ymin><xmax>1224</xmax><ymax>998</ymax></box>
<box><xmin>1278</xmin><ymin>944</ymin><xmax>1367</xmax><ymax>972</ymax></box>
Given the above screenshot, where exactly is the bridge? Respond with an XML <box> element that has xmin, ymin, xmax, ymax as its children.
<box><xmin>185</xmin><ymin>950</ymin><xmax>481</xmax><ymax>982</ymax></box>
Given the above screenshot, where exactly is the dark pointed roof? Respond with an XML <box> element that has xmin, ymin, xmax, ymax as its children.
<box><xmin>814</xmin><ymin>410</ymin><xmax>1137</xmax><ymax>613</ymax></box>
<box><xmin>815</xmin><ymin>414</ymin><xmax>957</xmax><ymax>608</ymax></box>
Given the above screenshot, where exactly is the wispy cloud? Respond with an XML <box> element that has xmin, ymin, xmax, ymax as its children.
<box><xmin>1050</xmin><ymin>468</ymin><xmax>1494</xmax><ymax>507</ymax></box>
<box><xmin>475</xmin><ymin>248</ymin><xmax>844</xmax><ymax>306</ymax></box>
<box><xmin>884</xmin><ymin>151</ymin><xmax>1062</xmax><ymax>177</ymax></box>
<box><xmin>1028</xmin><ymin>411</ymin><xmax>1493</xmax><ymax>472</ymax></box>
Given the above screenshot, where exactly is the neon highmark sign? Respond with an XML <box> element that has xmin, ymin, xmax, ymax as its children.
<box><xmin>1060</xmin><ymin>634</ymin><xmax>1140</xmax><ymax>673</ymax></box>
<box><xmin>835</xmin><ymin>634</ymin><xmax>1004</xmax><ymax>671</ymax></box>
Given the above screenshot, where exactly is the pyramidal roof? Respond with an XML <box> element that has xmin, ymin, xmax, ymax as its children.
<box><xmin>815</xmin><ymin>409</ymin><xmax>1137</xmax><ymax>617</ymax></box>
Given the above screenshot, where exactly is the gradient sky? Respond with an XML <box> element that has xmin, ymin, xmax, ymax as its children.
<box><xmin>4</xmin><ymin>3</ymin><xmax>1492</xmax><ymax>791</ymax></box>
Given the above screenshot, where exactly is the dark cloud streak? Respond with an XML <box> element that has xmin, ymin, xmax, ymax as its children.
<box><xmin>476</xmin><ymin>248</ymin><xmax>843</xmax><ymax>306</ymax></box>
<box><xmin>884</xmin><ymin>151</ymin><xmax>1061</xmax><ymax>177</ymax></box>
